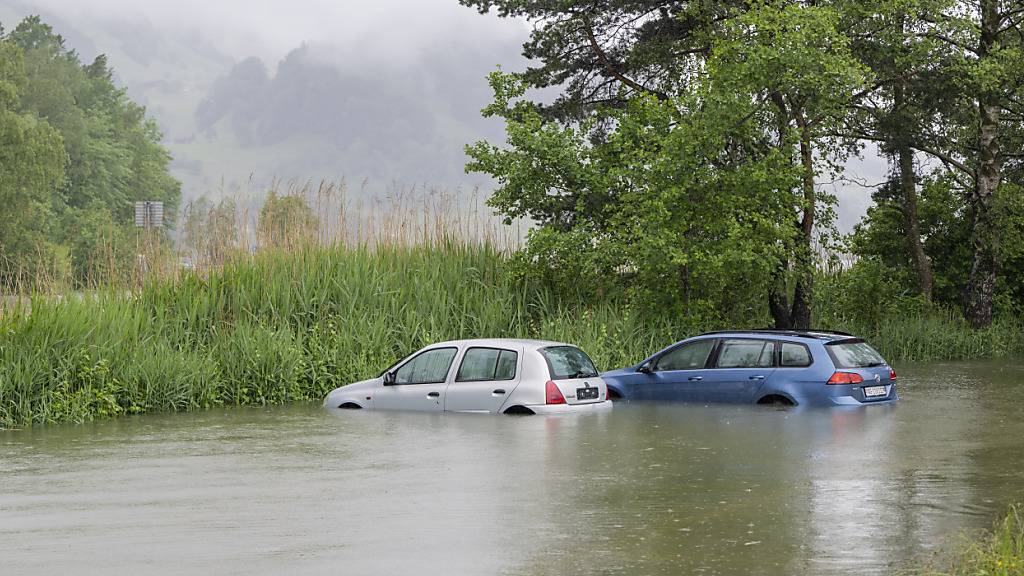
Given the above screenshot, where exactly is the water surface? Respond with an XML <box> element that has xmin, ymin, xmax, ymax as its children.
<box><xmin>3</xmin><ymin>362</ymin><xmax>1023</xmax><ymax>575</ymax></box>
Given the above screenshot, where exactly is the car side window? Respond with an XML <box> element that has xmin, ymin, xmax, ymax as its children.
<box><xmin>494</xmin><ymin>350</ymin><xmax>517</xmax><ymax>380</ymax></box>
<box><xmin>780</xmin><ymin>342</ymin><xmax>813</xmax><ymax>367</ymax></box>
<box><xmin>394</xmin><ymin>347</ymin><xmax>457</xmax><ymax>384</ymax></box>
<box><xmin>715</xmin><ymin>339</ymin><xmax>774</xmax><ymax>368</ymax></box>
<box><xmin>655</xmin><ymin>339</ymin><xmax>716</xmax><ymax>371</ymax></box>
<box><xmin>455</xmin><ymin>348</ymin><xmax>518</xmax><ymax>382</ymax></box>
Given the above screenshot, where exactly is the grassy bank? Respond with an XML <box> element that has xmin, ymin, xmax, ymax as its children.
<box><xmin>1</xmin><ymin>240</ymin><xmax>1022</xmax><ymax>428</ymax></box>
<box><xmin>907</xmin><ymin>506</ymin><xmax>1023</xmax><ymax>576</ymax></box>
<box><xmin>0</xmin><ymin>242</ymin><xmax>669</xmax><ymax>427</ymax></box>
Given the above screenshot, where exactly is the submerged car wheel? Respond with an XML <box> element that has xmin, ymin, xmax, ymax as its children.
<box><xmin>337</xmin><ymin>402</ymin><xmax>363</xmax><ymax>409</ymax></box>
<box><xmin>756</xmin><ymin>394</ymin><xmax>795</xmax><ymax>407</ymax></box>
<box><xmin>503</xmin><ymin>405</ymin><xmax>535</xmax><ymax>415</ymax></box>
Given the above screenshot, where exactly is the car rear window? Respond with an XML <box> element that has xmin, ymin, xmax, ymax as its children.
<box><xmin>540</xmin><ymin>346</ymin><xmax>599</xmax><ymax>380</ymax></box>
<box><xmin>826</xmin><ymin>340</ymin><xmax>886</xmax><ymax>368</ymax></box>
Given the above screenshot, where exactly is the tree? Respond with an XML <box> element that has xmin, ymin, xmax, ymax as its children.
<box><xmin>0</xmin><ymin>36</ymin><xmax>65</xmax><ymax>286</ymax></box>
<box><xmin>842</xmin><ymin>1</ymin><xmax>1024</xmax><ymax>327</ymax></box>
<box><xmin>9</xmin><ymin>17</ymin><xmax>180</xmax><ymax>222</ymax></box>
<box><xmin>468</xmin><ymin>72</ymin><xmax>799</xmax><ymax>320</ymax></box>
<box><xmin>465</xmin><ymin>1</ymin><xmax>868</xmax><ymax>328</ymax></box>
<box><xmin>710</xmin><ymin>1</ymin><xmax>869</xmax><ymax>328</ymax></box>
<box><xmin>839</xmin><ymin>0</ymin><xmax>957</xmax><ymax>301</ymax></box>
<box><xmin>460</xmin><ymin>0</ymin><xmax>747</xmax><ymax>121</ymax></box>
<box><xmin>0</xmin><ymin>16</ymin><xmax>181</xmax><ymax>287</ymax></box>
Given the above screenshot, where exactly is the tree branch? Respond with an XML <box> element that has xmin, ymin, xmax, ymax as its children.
<box><xmin>831</xmin><ymin>130</ymin><xmax>976</xmax><ymax>179</ymax></box>
<box><xmin>581</xmin><ymin>19</ymin><xmax>669</xmax><ymax>101</ymax></box>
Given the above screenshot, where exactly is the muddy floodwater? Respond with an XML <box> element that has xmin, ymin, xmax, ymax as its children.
<box><xmin>3</xmin><ymin>362</ymin><xmax>1023</xmax><ymax>575</ymax></box>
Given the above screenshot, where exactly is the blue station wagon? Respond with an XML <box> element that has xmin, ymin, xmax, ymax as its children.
<box><xmin>602</xmin><ymin>330</ymin><xmax>898</xmax><ymax>407</ymax></box>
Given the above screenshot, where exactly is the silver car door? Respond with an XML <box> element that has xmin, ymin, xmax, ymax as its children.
<box><xmin>373</xmin><ymin>347</ymin><xmax>458</xmax><ymax>412</ymax></box>
<box><xmin>443</xmin><ymin>347</ymin><xmax>521</xmax><ymax>413</ymax></box>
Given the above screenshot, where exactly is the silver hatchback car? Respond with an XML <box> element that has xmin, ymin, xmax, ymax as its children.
<box><xmin>323</xmin><ymin>339</ymin><xmax>613</xmax><ymax>414</ymax></box>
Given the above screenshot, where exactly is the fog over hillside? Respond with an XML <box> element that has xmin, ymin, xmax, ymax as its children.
<box><xmin>0</xmin><ymin>0</ymin><xmax>886</xmax><ymax>230</ymax></box>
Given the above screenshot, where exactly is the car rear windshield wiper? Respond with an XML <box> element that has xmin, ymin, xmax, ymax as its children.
<box><xmin>567</xmin><ymin>370</ymin><xmax>598</xmax><ymax>379</ymax></box>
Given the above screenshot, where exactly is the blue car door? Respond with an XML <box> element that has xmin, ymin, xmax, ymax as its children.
<box><xmin>705</xmin><ymin>338</ymin><xmax>777</xmax><ymax>403</ymax></box>
<box><xmin>636</xmin><ymin>338</ymin><xmax>718</xmax><ymax>401</ymax></box>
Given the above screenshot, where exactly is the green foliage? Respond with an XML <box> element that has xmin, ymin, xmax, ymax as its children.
<box><xmin>0</xmin><ymin>16</ymin><xmax>180</xmax><ymax>288</ymax></box>
<box><xmin>469</xmin><ymin>72</ymin><xmax>799</xmax><ymax>318</ymax></box>
<box><xmin>851</xmin><ymin>168</ymin><xmax>1024</xmax><ymax>316</ymax></box>
<box><xmin>212</xmin><ymin>322</ymin><xmax>307</xmax><ymax>405</ymax></box>
<box><xmin>815</xmin><ymin>260</ymin><xmax>1023</xmax><ymax>363</ymax></box>
<box><xmin>62</xmin><ymin>203</ymin><xmax>136</xmax><ymax>287</ymax></box>
<box><xmin>0</xmin><ymin>39</ymin><xmax>65</xmax><ymax>285</ymax></box>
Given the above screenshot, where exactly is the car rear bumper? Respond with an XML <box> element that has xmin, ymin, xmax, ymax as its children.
<box><xmin>529</xmin><ymin>400</ymin><xmax>613</xmax><ymax>414</ymax></box>
<box><xmin>826</xmin><ymin>388</ymin><xmax>900</xmax><ymax>406</ymax></box>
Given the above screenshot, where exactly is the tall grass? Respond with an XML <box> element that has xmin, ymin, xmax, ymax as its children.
<box><xmin>0</xmin><ymin>241</ymin><xmax>684</xmax><ymax>428</ymax></box>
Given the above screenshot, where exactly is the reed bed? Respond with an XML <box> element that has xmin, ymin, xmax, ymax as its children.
<box><xmin>0</xmin><ymin>241</ymin><xmax>678</xmax><ymax>427</ymax></box>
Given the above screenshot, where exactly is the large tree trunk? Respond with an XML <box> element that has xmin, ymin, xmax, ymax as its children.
<box><xmin>897</xmin><ymin>144</ymin><xmax>933</xmax><ymax>300</ymax></box>
<box><xmin>890</xmin><ymin>17</ymin><xmax>933</xmax><ymax>301</ymax></box>
<box><xmin>768</xmin><ymin>92</ymin><xmax>794</xmax><ymax>329</ymax></box>
<box><xmin>891</xmin><ymin>73</ymin><xmax>933</xmax><ymax>301</ymax></box>
<box><xmin>966</xmin><ymin>0</ymin><xmax>1001</xmax><ymax>328</ymax></box>
<box><xmin>769</xmin><ymin>264</ymin><xmax>792</xmax><ymax>329</ymax></box>
<box><xmin>790</xmin><ymin>111</ymin><xmax>815</xmax><ymax>330</ymax></box>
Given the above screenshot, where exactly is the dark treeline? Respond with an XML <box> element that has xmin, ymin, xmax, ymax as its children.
<box><xmin>462</xmin><ymin>0</ymin><xmax>1024</xmax><ymax>329</ymax></box>
<box><xmin>0</xmin><ymin>16</ymin><xmax>179</xmax><ymax>288</ymax></box>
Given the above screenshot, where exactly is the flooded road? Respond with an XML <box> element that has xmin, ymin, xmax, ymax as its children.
<box><xmin>3</xmin><ymin>362</ymin><xmax>1023</xmax><ymax>575</ymax></box>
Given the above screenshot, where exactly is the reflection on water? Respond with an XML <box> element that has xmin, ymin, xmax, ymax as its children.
<box><xmin>2</xmin><ymin>362</ymin><xmax>1023</xmax><ymax>575</ymax></box>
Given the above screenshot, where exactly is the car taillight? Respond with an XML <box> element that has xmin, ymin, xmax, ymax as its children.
<box><xmin>827</xmin><ymin>371</ymin><xmax>864</xmax><ymax>385</ymax></box>
<box><xmin>889</xmin><ymin>369</ymin><xmax>897</xmax><ymax>380</ymax></box>
<box><xmin>545</xmin><ymin>380</ymin><xmax>566</xmax><ymax>405</ymax></box>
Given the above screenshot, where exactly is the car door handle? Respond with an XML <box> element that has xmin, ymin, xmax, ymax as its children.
<box><xmin>427</xmin><ymin>391</ymin><xmax>440</xmax><ymax>398</ymax></box>
<box><xmin>688</xmin><ymin>376</ymin><xmax>703</xmax><ymax>381</ymax></box>
<box><xmin>749</xmin><ymin>375</ymin><xmax>766</xmax><ymax>380</ymax></box>
<box><xmin>492</xmin><ymin>389</ymin><xmax>506</xmax><ymax>395</ymax></box>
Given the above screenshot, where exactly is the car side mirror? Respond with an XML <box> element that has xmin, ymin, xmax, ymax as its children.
<box><xmin>382</xmin><ymin>371</ymin><xmax>396</xmax><ymax>386</ymax></box>
<box><xmin>637</xmin><ymin>363</ymin><xmax>652</xmax><ymax>374</ymax></box>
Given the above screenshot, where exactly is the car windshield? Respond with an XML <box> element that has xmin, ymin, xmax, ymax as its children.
<box><xmin>540</xmin><ymin>346</ymin><xmax>599</xmax><ymax>379</ymax></box>
<box><xmin>827</xmin><ymin>340</ymin><xmax>886</xmax><ymax>368</ymax></box>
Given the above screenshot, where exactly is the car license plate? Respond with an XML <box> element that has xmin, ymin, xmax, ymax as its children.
<box><xmin>863</xmin><ymin>385</ymin><xmax>887</xmax><ymax>398</ymax></box>
<box><xmin>577</xmin><ymin>387</ymin><xmax>599</xmax><ymax>400</ymax></box>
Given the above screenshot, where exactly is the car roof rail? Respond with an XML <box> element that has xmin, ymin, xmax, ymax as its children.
<box><xmin>698</xmin><ymin>328</ymin><xmax>854</xmax><ymax>339</ymax></box>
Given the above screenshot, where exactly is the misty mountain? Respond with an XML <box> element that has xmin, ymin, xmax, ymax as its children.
<box><xmin>187</xmin><ymin>40</ymin><xmax>519</xmax><ymax>191</ymax></box>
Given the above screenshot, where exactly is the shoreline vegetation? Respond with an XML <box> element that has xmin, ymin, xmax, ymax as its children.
<box><xmin>906</xmin><ymin>506</ymin><xmax>1024</xmax><ymax>576</ymax></box>
<box><xmin>1</xmin><ymin>187</ymin><xmax>1022</xmax><ymax>430</ymax></box>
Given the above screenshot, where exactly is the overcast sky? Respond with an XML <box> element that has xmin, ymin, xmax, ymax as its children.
<box><xmin>7</xmin><ymin>0</ymin><xmax>529</xmax><ymax>64</ymax></box>
<box><xmin>0</xmin><ymin>0</ymin><xmax>885</xmax><ymax>231</ymax></box>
